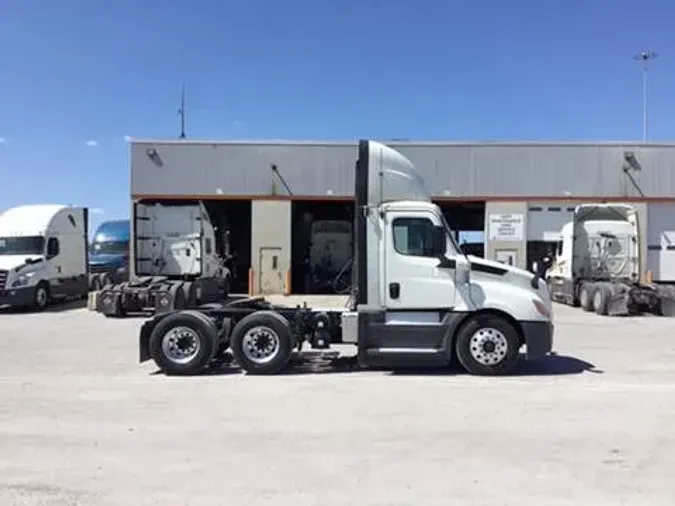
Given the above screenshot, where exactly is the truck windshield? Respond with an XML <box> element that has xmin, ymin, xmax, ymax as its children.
<box><xmin>92</xmin><ymin>240</ymin><xmax>128</xmax><ymax>254</ymax></box>
<box><xmin>0</xmin><ymin>236</ymin><xmax>45</xmax><ymax>256</ymax></box>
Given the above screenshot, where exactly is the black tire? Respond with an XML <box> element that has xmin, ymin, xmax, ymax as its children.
<box><xmin>579</xmin><ymin>283</ymin><xmax>595</xmax><ymax>312</ymax></box>
<box><xmin>593</xmin><ymin>283</ymin><xmax>610</xmax><ymax>315</ymax></box>
<box><xmin>148</xmin><ymin>310</ymin><xmax>218</xmax><ymax>375</ymax></box>
<box><xmin>230</xmin><ymin>311</ymin><xmax>294</xmax><ymax>375</ymax></box>
<box><xmin>454</xmin><ymin>313</ymin><xmax>520</xmax><ymax>376</ymax></box>
<box><xmin>91</xmin><ymin>274</ymin><xmax>102</xmax><ymax>292</ymax></box>
<box><xmin>33</xmin><ymin>281</ymin><xmax>50</xmax><ymax>311</ymax></box>
<box><xmin>100</xmin><ymin>272</ymin><xmax>113</xmax><ymax>288</ymax></box>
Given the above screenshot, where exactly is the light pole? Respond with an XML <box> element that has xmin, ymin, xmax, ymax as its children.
<box><xmin>634</xmin><ymin>50</ymin><xmax>658</xmax><ymax>143</ymax></box>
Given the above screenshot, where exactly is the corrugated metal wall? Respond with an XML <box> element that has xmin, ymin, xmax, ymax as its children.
<box><xmin>131</xmin><ymin>140</ymin><xmax>675</xmax><ymax>198</ymax></box>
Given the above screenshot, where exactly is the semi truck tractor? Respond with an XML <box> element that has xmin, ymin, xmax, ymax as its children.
<box><xmin>88</xmin><ymin>219</ymin><xmax>130</xmax><ymax>290</ymax></box>
<box><xmin>545</xmin><ymin>203</ymin><xmax>675</xmax><ymax>316</ymax></box>
<box><xmin>96</xmin><ymin>202</ymin><xmax>232</xmax><ymax>317</ymax></box>
<box><xmin>0</xmin><ymin>204</ymin><xmax>89</xmax><ymax>310</ymax></box>
<box><xmin>136</xmin><ymin>140</ymin><xmax>554</xmax><ymax>377</ymax></box>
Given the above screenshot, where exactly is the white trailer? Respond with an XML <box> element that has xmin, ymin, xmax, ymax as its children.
<box><xmin>0</xmin><ymin>205</ymin><xmax>89</xmax><ymax>310</ymax></box>
<box><xmin>96</xmin><ymin>202</ymin><xmax>232</xmax><ymax>316</ymax></box>
<box><xmin>137</xmin><ymin>140</ymin><xmax>554</xmax><ymax>376</ymax></box>
<box><xmin>546</xmin><ymin>203</ymin><xmax>675</xmax><ymax>316</ymax></box>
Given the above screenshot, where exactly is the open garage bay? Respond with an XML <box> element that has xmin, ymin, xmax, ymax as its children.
<box><xmin>1</xmin><ymin>301</ymin><xmax>674</xmax><ymax>505</ymax></box>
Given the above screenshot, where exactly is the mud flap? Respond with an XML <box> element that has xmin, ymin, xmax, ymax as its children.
<box><xmin>659</xmin><ymin>296</ymin><xmax>675</xmax><ymax>317</ymax></box>
<box><xmin>607</xmin><ymin>292</ymin><xmax>630</xmax><ymax>316</ymax></box>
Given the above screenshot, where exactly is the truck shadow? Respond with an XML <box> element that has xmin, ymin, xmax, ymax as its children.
<box><xmin>181</xmin><ymin>352</ymin><xmax>601</xmax><ymax>377</ymax></box>
<box><xmin>389</xmin><ymin>352</ymin><xmax>602</xmax><ymax>377</ymax></box>
<box><xmin>0</xmin><ymin>298</ymin><xmax>88</xmax><ymax>314</ymax></box>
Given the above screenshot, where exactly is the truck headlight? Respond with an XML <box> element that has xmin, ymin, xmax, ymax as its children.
<box><xmin>532</xmin><ymin>299</ymin><xmax>551</xmax><ymax>319</ymax></box>
<box><xmin>11</xmin><ymin>271</ymin><xmax>36</xmax><ymax>288</ymax></box>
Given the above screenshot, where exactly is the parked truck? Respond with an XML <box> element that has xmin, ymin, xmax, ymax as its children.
<box><xmin>305</xmin><ymin>219</ymin><xmax>353</xmax><ymax>294</ymax></box>
<box><xmin>0</xmin><ymin>204</ymin><xmax>89</xmax><ymax>310</ymax></box>
<box><xmin>136</xmin><ymin>140</ymin><xmax>554</xmax><ymax>377</ymax></box>
<box><xmin>545</xmin><ymin>203</ymin><xmax>675</xmax><ymax>316</ymax></box>
<box><xmin>96</xmin><ymin>201</ymin><xmax>232</xmax><ymax>317</ymax></box>
<box><xmin>89</xmin><ymin>219</ymin><xmax>130</xmax><ymax>291</ymax></box>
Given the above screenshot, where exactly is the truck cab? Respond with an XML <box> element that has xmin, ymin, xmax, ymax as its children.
<box><xmin>89</xmin><ymin>219</ymin><xmax>130</xmax><ymax>289</ymax></box>
<box><xmin>0</xmin><ymin>205</ymin><xmax>89</xmax><ymax>310</ymax></box>
<box><xmin>350</xmin><ymin>140</ymin><xmax>554</xmax><ymax>373</ymax></box>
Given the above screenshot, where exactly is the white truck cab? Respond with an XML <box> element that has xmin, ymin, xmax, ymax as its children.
<box><xmin>349</xmin><ymin>140</ymin><xmax>554</xmax><ymax>373</ymax></box>
<box><xmin>0</xmin><ymin>205</ymin><xmax>89</xmax><ymax>310</ymax></box>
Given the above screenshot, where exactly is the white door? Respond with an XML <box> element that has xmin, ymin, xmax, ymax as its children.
<box><xmin>259</xmin><ymin>247</ymin><xmax>284</xmax><ymax>294</ymax></box>
<box><xmin>647</xmin><ymin>203</ymin><xmax>675</xmax><ymax>282</ymax></box>
<box><xmin>384</xmin><ymin>210</ymin><xmax>456</xmax><ymax>309</ymax></box>
<box><xmin>527</xmin><ymin>203</ymin><xmax>576</xmax><ymax>241</ymax></box>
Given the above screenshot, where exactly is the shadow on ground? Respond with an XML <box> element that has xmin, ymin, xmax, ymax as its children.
<box><xmin>150</xmin><ymin>352</ymin><xmax>601</xmax><ymax>378</ymax></box>
<box><xmin>0</xmin><ymin>297</ymin><xmax>87</xmax><ymax>314</ymax></box>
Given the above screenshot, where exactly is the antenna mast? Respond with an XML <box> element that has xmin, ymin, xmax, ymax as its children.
<box><xmin>178</xmin><ymin>85</ymin><xmax>186</xmax><ymax>139</ymax></box>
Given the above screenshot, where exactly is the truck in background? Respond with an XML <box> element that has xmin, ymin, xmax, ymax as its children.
<box><xmin>89</xmin><ymin>219</ymin><xmax>130</xmax><ymax>291</ymax></box>
<box><xmin>305</xmin><ymin>219</ymin><xmax>353</xmax><ymax>294</ymax></box>
<box><xmin>545</xmin><ymin>203</ymin><xmax>675</xmax><ymax>316</ymax></box>
<box><xmin>96</xmin><ymin>201</ymin><xmax>232</xmax><ymax>317</ymax></box>
<box><xmin>0</xmin><ymin>204</ymin><xmax>89</xmax><ymax>310</ymax></box>
<box><xmin>136</xmin><ymin>140</ymin><xmax>554</xmax><ymax>377</ymax></box>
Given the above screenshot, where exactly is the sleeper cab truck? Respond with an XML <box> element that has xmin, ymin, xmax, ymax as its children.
<box><xmin>0</xmin><ymin>204</ymin><xmax>89</xmax><ymax>310</ymax></box>
<box><xmin>88</xmin><ymin>219</ymin><xmax>130</xmax><ymax>291</ymax></box>
<box><xmin>546</xmin><ymin>203</ymin><xmax>675</xmax><ymax>316</ymax></box>
<box><xmin>138</xmin><ymin>140</ymin><xmax>554</xmax><ymax>376</ymax></box>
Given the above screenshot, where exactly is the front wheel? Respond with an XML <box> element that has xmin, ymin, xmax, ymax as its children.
<box><xmin>454</xmin><ymin>314</ymin><xmax>520</xmax><ymax>376</ymax></box>
<box><xmin>33</xmin><ymin>282</ymin><xmax>50</xmax><ymax>311</ymax></box>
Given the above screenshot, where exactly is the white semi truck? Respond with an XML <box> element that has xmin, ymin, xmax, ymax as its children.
<box><xmin>545</xmin><ymin>203</ymin><xmax>675</xmax><ymax>316</ymax></box>
<box><xmin>0</xmin><ymin>204</ymin><xmax>89</xmax><ymax>310</ymax></box>
<box><xmin>137</xmin><ymin>140</ymin><xmax>554</xmax><ymax>376</ymax></box>
<box><xmin>96</xmin><ymin>202</ymin><xmax>232</xmax><ymax>317</ymax></box>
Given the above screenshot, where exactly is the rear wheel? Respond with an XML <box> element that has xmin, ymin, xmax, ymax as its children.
<box><xmin>148</xmin><ymin>311</ymin><xmax>218</xmax><ymax>375</ymax></box>
<box><xmin>230</xmin><ymin>311</ymin><xmax>294</xmax><ymax>375</ymax></box>
<box><xmin>579</xmin><ymin>283</ymin><xmax>595</xmax><ymax>312</ymax></box>
<box><xmin>454</xmin><ymin>314</ymin><xmax>520</xmax><ymax>376</ymax></box>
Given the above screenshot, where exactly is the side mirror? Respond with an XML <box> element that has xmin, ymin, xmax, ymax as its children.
<box><xmin>433</xmin><ymin>226</ymin><xmax>447</xmax><ymax>257</ymax></box>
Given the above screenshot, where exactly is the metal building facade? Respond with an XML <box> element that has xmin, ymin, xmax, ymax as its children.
<box><xmin>131</xmin><ymin>139</ymin><xmax>675</xmax><ymax>199</ymax></box>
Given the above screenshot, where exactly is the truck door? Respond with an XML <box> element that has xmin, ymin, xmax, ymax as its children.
<box><xmin>384</xmin><ymin>210</ymin><xmax>456</xmax><ymax>310</ymax></box>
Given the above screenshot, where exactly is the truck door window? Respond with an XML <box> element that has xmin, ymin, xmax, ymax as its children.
<box><xmin>392</xmin><ymin>217</ymin><xmax>436</xmax><ymax>257</ymax></box>
<box><xmin>47</xmin><ymin>238</ymin><xmax>60</xmax><ymax>259</ymax></box>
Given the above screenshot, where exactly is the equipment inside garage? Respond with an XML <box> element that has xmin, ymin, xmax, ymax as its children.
<box><xmin>435</xmin><ymin>201</ymin><xmax>485</xmax><ymax>257</ymax></box>
<box><xmin>526</xmin><ymin>203</ymin><xmax>576</xmax><ymax>273</ymax></box>
<box><xmin>201</xmin><ymin>200</ymin><xmax>251</xmax><ymax>294</ymax></box>
<box><xmin>291</xmin><ymin>200</ymin><xmax>353</xmax><ymax>295</ymax></box>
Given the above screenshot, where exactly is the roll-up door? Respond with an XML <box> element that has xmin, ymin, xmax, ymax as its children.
<box><xmin>646</xmin><ymin>203</ymin><xmax>675</xmax><ymax>282</ymax></box>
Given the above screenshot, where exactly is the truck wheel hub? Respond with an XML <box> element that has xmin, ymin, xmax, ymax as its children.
<box><xmin>162</xmin><ymin>326</ymin><xmax>200</xmax><ymax>364</ymax></box>
<box><xmin>470</xmin><ymin>327</ymin><xmax>508</xmax><ymax>365</ymax></box>
<box><xmin>242</xmin><ymin>326</ymin><xmax>280</xmax><ymax>364</ymax></box>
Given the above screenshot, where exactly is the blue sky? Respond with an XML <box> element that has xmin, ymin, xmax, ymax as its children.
<box><xmin>1</xmin><ymin>0</ymin><xmax>674</xmax><ymax>237</ymax></box>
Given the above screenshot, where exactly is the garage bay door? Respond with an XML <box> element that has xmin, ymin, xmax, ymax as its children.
<box><xmin>527</xmin><ymin>203</ymin><xmax>576</xmax><ymax>241</ymax></box>
<box><xmin>647</xmin><ymin>203</ymin><xmax>675</xmax><ymax>282</ymax></box>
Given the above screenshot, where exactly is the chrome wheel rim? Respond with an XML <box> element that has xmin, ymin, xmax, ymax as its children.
<box><xmin>242</xmin><ymin>326</ymin><xmax>280</xmax><ymax>364</ymax></box>
<box><xmin>161</xmin><ymin>326</ymin><xmax>201</xmax><ymax>364</ymax></box>
<box><xmin>469</xmin><ymin>327</ymin><xmax>508</xmax><ymax>366</ymax></box>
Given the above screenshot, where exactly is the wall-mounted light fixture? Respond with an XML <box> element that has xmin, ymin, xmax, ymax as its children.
<box><xmin>146</xmin><ymin>147</ymin><xmax>163</xmax><ymax>167</ymax></box>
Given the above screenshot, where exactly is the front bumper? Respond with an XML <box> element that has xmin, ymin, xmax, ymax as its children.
<box><xmin>0</xmin><ymin>286</ymin><xmax>35</xmax><ymax>308</ymax></box>
<box><xmin>520</xmin><ymin>320</ymin><xmax>554</xmax><ymax>359</ymax></box>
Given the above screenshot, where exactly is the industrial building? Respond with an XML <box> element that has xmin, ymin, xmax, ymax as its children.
<box><xmin>129</xmin><ymin>139</ymin><xmax>675</xmax><ymax>295</ymax></box>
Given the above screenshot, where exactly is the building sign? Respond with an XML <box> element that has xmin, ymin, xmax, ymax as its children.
<box><xmin>488</xmin><ymin>213</ymin><xmax>524</xmax><ymax>241</ymax></box>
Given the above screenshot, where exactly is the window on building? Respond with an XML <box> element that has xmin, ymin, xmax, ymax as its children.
<box><xmin>392</xmin><ymin>217</ymin><xmax>437</xmax><ymax>257</ymax></box>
